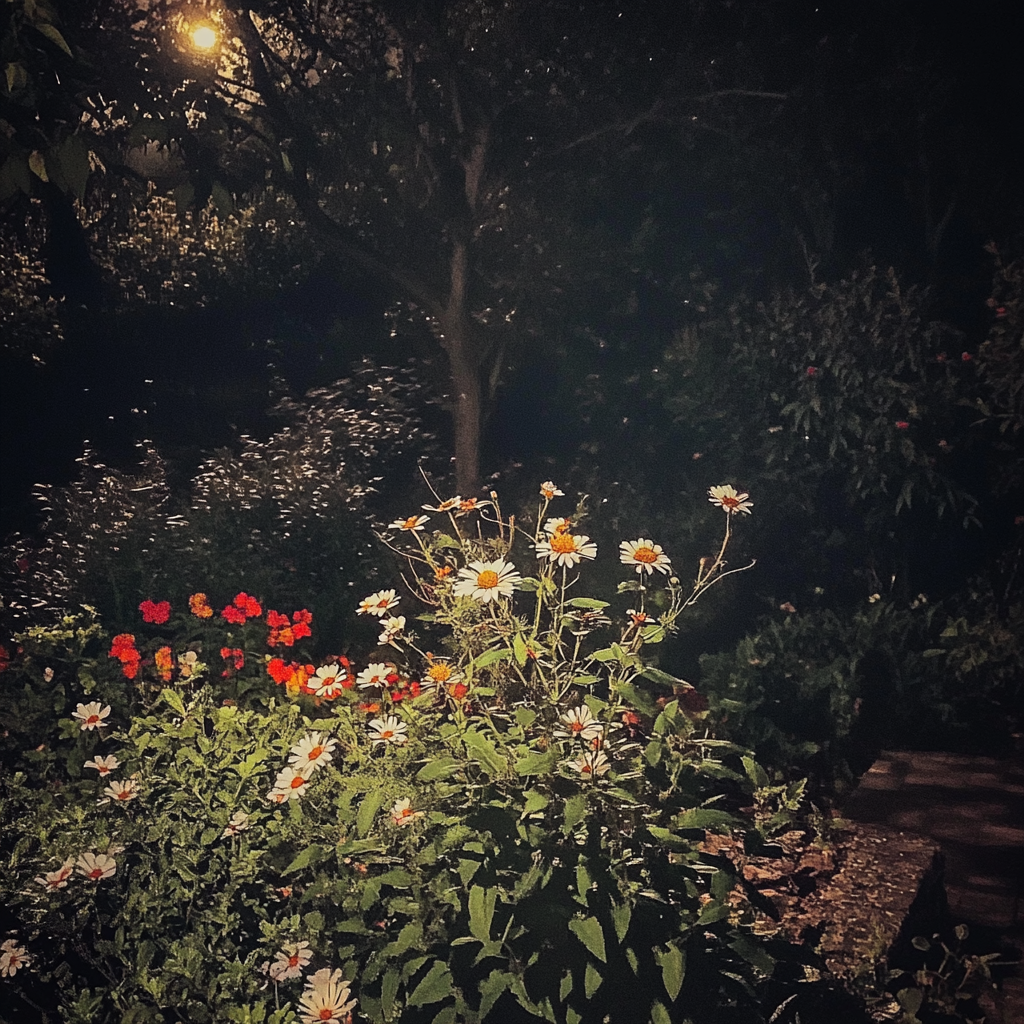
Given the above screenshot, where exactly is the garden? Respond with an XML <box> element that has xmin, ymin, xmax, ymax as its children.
<box><xmin>2</xmin><ymin>2</ymin><xmax>1023</xmax><ymax>1022</ymax></box>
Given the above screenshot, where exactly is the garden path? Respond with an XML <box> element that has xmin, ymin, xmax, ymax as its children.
<box><xmin>844</xmin><ymin>749</ymin><xmax>1024</xmax><ymax>1024</ymax></box>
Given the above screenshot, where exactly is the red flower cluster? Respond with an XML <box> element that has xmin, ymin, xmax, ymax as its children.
<box><xmin>806</xmin><ymin>366</ymin><xmax>818</xmax><ymax>377</ymax></box>
<box><xmin>220</xmin><ymin>647</ymin><xmax>245</xmax><ymax>676</ymax></box>
<box><xmin>110</xmin><ymin>633</ymin><xmax>141</xmax><ymax>679</ymax></box>
<box><xmin>895</xmin><ymin>420</ymin><xmax>910</xmax><ymax>430</ymax></box>
<box><xmin>189</xmin><ymin>593</ymin><xmax>214</xmax><ymax>618</ymax></box>
<box><xmin>0</xmin><ymin>644</ymin><xmax>10</xmax><ymax>673</ymax></box>
<box><xmin>961</xmin><ymin>351</ymin><xmax>973</xmax><ymax>362</ymax></box>
<box><xmin>139</xmin><ymin>599</ymin><xmax>171</xmax><ymax>624</ymax></box>
<box><xmin>386</xmin><ymin>672</ymin><xmax>423</xmax><ymax>702</ymax></box>
<box><xmin>267</xmin><ymin>658</ymin><xmax>316</xmax><ymax>693</ymax></box>
<box><xmin>222</xmin><ymin>592</ymin><xmax>262</xmax><ymax>625</ymax></box>
<box><xmin>155</xmin><ymin>645</ymin><xmax>173</xmax><ymax>682</ymax></box>
<box><xmin>266</xmin><ymin>608</ymin><xmax>313</xmax><ymax>647</ymax></box>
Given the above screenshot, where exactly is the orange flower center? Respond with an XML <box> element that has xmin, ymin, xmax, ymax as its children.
<box><xmin>550</xmin><ymin>533</ymin><xmax>577</xmax><ymax>554</ymax></box>
<box><xmin>402</xmin><ymin>517</ymin><xmax>418</xmax><ymax>529</ymax></box>
<box><xmin>117</xmin><ymin>789</ymin><xmax>131</xmax><ymax>800</ymax></box>
<box><xmin>319</xmin><ymin>1011</ymin><xmax>333</xmax><ymax>1021</ymax></box>
<box><xmin>89</xmin><ymin>868</ymin><xmax>103</xmax><ymax>879</ymax></box>
<box><xmin>86</xmin><ymin>715</ymin><xmax>99</xmax><ymax>725</ymax></box>
<box><xmin>309</xmin><ymin>745</ymin><xmax>324</xmax><ymax>760</ymax></box>
<box><xmin>290</xmin><ymin>776</ymin><xmax>305</xmax><ymax>789</ymax></box>
<box><xmin>720</xmin><ymin>495</ymin><xmax>739</xmax><ymax>509</ymax></box>
<box><xmin>288</xmin><ymin>954</ymin><xmax>300</xmax><ymax>967</ymax></box>
<box><xmin>400</xmin><ymin>807</ymin><xmax>412</xmax><ymax>819</ymax></box>
<box><xmin>428</xmin><ymin>663</ymin><xmax>453</xmax><ymax>682</ymax></box>
<box><xmin>476</xmin><ymin>570</ymin><xmax>500</xmax><ymax>588</ymax></box>
<box><xmin>381</xmin><ymin>729</ymin><xmax>394</xmax><ymax>739</ymax></box>
<box><xmin>633</xmin><ymin>546</ymin><xmax>657</xmax><ymax>564</ymax></box>
<box><xmin>581</xmin><ymin>764</ymin><xmax>593</xmax><ymax>774</ymax></box>
<box><xmin>570</xmin><ymin>721</ymin><xmax>583</xmax><ymax>733</ymax></box>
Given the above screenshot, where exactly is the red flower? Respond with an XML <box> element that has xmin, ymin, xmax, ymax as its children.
<box><xmin>995</xmin><ymin>307</ymin><xmax>1007</xmax><ymax>318</ymax></box>
<box><xmin>235</xmin><ymin>592</ymin><xmax>262</xmax><ymax>617</ymax></box>
<box><xmin>291</xmin><ymin>609</ymin><xmax>312</xmax><ymax>640</ymax></box>
<box><xmin>266</xmin><ymin>610</ymin><xmax>290</xmax><ymax>628</ymax></box>
<box><xmin>895</xmin><ymin>420</ymin><xmax>910</xmax><ymax>430</ymax></box>
<box><xmin>189</xmin><ymin>593</ymin><xmax>214</xmax><ymax>618</ymax></box>
<box><xmin>139</xmin><ymin>599</ymin><xmax>171</xmax><ymax>624</ymax></box>
<box><xmin>961</xmin><ymin>351</ymin><xmax>973</xmax><ymax>362</ymax></box>
<box><xmin>267</xmin><ymin>658</ymin><xmax>293</xmax><ymax>685</ymax></box>
<box><xmin>220</xmin><ymin>647</ymin><xmax>245</xmax><ymax>675</ymax></box>
<box><xmin>110</xmin><ymin>634</ymin><xmax>141</xmax><ymax>679</ymax></box>
<box><xmin>936</xmin><ymin>352</ymin><xmax>947</xmax><ymax>363</ymax></box>
<box><xmin>222</xmin><ymin>605</ymin><xmax>247</xmax><ymax>625</ymax></box>
<box><xmin>806</xmin><ymin>366</ymin><xmax>818</xmax><ymax>376</ymax></box>
<box><xmin>16</xmin><ymin>557</ymin><xmax>29</xmax><ymax>573</ymax></box>
<box><xmin>0</xmin><ymin>644</ymin><xmax>10</xmax><ymax>673</ymax></box>
<box><xmin>155</xmin><ymin>646</ymin><xmax>173</xmax><ymax>682</ymax></box>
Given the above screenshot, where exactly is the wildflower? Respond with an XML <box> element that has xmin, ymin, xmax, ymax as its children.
<box><xmin>103</xmin><ymin>779</ymin><xmax>139</xmax><ymax>803</ymax></box>
<box><xmin>868</xmin><ymin>593</ymin><xmax>881</xmax><ymax>603</ymax></box>
<box><xmin>310</xmin><ymin>664</ymin><xmax>351</xmax><ymax>698</ymax></box>
<box><xmin>422</xmin><ymin>496</ymin><xmax>461</xmax><ymax>512</ymax></box>
<box><xmin>43</xmin><ymin>666</ymin><xmax>54</xmax><ymax>682</ymax></box>
<box><xmin>535</xmin><ymin>531</ymin><xmax>597</xmax><ymax>567</ymax></box>
<box><xmin>779</xmin><ymin>602</ymin><xmax>797</xmax><ymax>613</ymax></box>
<box><xmin>707</xmin><ymin>484</ymin><xmax>753</xmax><ymax>515</ymax></box>
<box><xmin>387</xmin><ymin>674</ymin><xmax>423</xmax><ymax>702</ymax></box>
<box><xmin>221</xmin><ymin>810</ymin><xmax>250</xmax><ymax>838</ymax></box>
<box><xmin>84</xmin><ymin>754</ymin><xmax>120</xmax><ymax>775</ymax></box>
<box><xmin>76</xmin><ymin>852</ymin><xmax>117</xmax><ymax>881</ymax></box>
<box><xmin>543</xmin><ymin>517</ymin><xmax>573</xmax><ymax>535</ymax></box>
<box><xmin>139</xmin><ymin>599</ymin><xmax>171</xmax><ymax>624</ymax></box>
<box><xmin>73</xmin><ymin>701</ymin><xmax>111</xmax><ymax>731</ymax></box>
<box><xmin>540</xmin><ymin>481</ymin><xmax>564</xmax><ymax>499</ymax></box>
<box><xmin>35</xmin><ymin>857</ymin><xmax>75</xmax><ymax>891</ymax></box>
<box><xmin>109</xmin><ymin>633</ymin><xmax>141</xmax><ymax>678</ymax></box>
<box><xmin>357</xmin><ymin>589</ymin><xmax>399</xmax><ymax>617</ymax></box>
<box><xmin>220</xmin><ymin>647</ymin><xmax>245</xmax><ymax>673</ymax></box>
<box><xmin>447</xmin><ymin>681</ymin><xmax>470</xmax><ymax>701</ymax></box>
<box><xmin>895</xmin><ymin>420</ymin><xmax>910</xmax><ymax>430</ymax></box>
<box><xmin>298</xmin><ymin>968</ymin><xmax>357</xmax><ymax>1024</ymax></box>
<box><xmin>378</xmin><ymin>616</ymin><xmax>406</xmax><ymax>645</ymax></box>
<box><xmin>389</xmin><ymin>514</ymin><xmax>429</xmax><ymax>532</ymax></box>
<box><xmin>391</xmin><ymin>797</ymin><xmax>424</xmax><ymax>826</ymax></box>
<box><xmin>270</xmin><ymin>766</ymin><xmax>314</xmax><ymax>801</ymax></box>
<box><xmin>268</xmin><ymin>657</ymin><xmax>295</xmax><ymax>685</ymax></box>
<box><xmin>424</xmin><ymin>659</ymin><xmax>461</xmax><ymax>687</ymax></box>
<box><xmin>291</xmin><ymin>609</ymin><xmax>313</xmax><ymax>640</ymax></box>
<box><xmin>0</xmin><ymin>938</ymin><xmax>30</xmax><ymax>977</ymax></box>
<box><xmin>177</xmin><ymin>651</ymin><xmax>201</xmax><ymax>679</ymax></box>
<box><xmin>356</xmin><ymin>663</ymin><xmax>390</xmax><ymax>689</ymax></box>
<box><xmin>453</xmin><ymin>558</ymin><xmax>522</xmax><ymax>602</ymax></box>
<box><xmin>961</xmin><ymin>351</ymin><xmax>973</xmax><ymax>362</ymax></box>
<box><xmin>626</xmin><ymin>609</ymin><xmax>649</xmax><ymax>625</ymax></box>
<box><xmin>568</xmin><ymin>750</ymin><xmax>611</xmax><ymax>778</ymax></box>
<box><xmin>619</xmin><ymin>538</ymin><xmax>672</xmax><ymax>575</ymax></box>
<box><xmin>189</xmin><ymin>592</ymin><xmax>214</xmax><ymax>618</ymax></box>
<box><xmin>368</xmin><ymin>715</ymin><xmax>408</xmax><ymax>746</ymax></box>
<box><xmin>288</xmin><ymin>732</ymin><xmax>337</xmax><ymax>773</ymax></box>
<box><xmin>936</xmin><ymin>352</ymin><xmax>948</xmax><ymax>363</ymax></box>
<box><xmin>434</xmin><ymin>565</ymin><xmax>454</xmax><ymax>580</ymax></box>
<box><xmin>555</xmin><ymin>705</ymin><xmax>603</xmax><ymax>742</ymax></box>
<box><xmin>456</xmin><ymin>497</ymin><xmax>485</xmax><ymax>516</ymax></box>
<box><xmin>153</xmin><ymin>645</ymin><xmax>173</xmax><ymax>682</ymax></box>
<box><xmin>223</xmin><ymin>591</ymin><xmax>261</xmax><ymax>624</ymax></box>
<box><xmin>806</xmin><ymin>366</ymin><xmax>818</xmax><ymax>376</ymax></box>
<box><xmin>568</xmin><ymin>609</ymin><xmax>612</xmax><ymax>635</ymax></box>
<box><xmin>269</xmin><ymin>941</ymin><xmax>312</xmax><ymax>981</ymax></box>
<box><xmin>358</xmin><ymin>701</ymin><xmax>382</xmax><ymax>714</ymax></box>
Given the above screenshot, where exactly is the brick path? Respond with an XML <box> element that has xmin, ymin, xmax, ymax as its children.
<box><xmin>844</xmin><ymin>750</ymin><xmax>1024</xmax><ymax>1023</ymax></box>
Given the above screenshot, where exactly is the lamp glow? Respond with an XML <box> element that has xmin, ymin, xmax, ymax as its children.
<box><xmin>191</xmin><ymin>25</ymin><xmax>218</xmax><ymax>50</ymax></box>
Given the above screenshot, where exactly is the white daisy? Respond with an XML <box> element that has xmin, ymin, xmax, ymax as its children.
<box><xmin>453</xmin><ymin>558</ymin><xmax>522</xmax><ymax>603</ymax></box>
<box><xmin>554</xmin><ymin>706</ymin><xmax>603</xmax><ymax>742</ymax></box>
<box><xmin>539</xmin><ymin>481</ymin><xmax>564</xmax><ymax>499</ymax></box>
<box><xmin>298</xmin><ymin>968</ymin><xmax>357</xmax><ymax>1024</ymax></box>
<box><xmin>357</xmin><ymin>589</ymin><xmax>400</xmax><ymax>617</ymax></box>
<box><xmin>388</xmin><ymin>514</ymin><xmax>429</xmax><ymax>532</ymax></box>
<box><xmin>72</xmin><ymin>701</ymin><xmax>111</xmax><ymax>731</ymax></box>
<box><xmin>103</xmin><ymin>778</ymin><xmax>138</xmax><ymax>803</ymax></box>
<box><xmin>368</xmin><ymin>715</ymin><xmax>408</xmax><ymax>746</ymax></box>
<box><xmin>422</xmin><ymin>496</ymin><xmax>461</xmax><ymax>512</ymax></box>
<box><xmin>356</xmin><ymin>662</ymin><xmax>390</xmax><ymax>689</ymax></box>
<box><xmin>707</xmin><ymin>484</ymin><xmax>753</xmax><ymax>515</ymax></box>
<box><xmin>568</xmin><ymin>750</ymin><xmax>611</xmax><ymax>778</ymax></box>
<box><xmin>378</xmin><ymin>616</ymin><xmax>406</xmax><ymax>645</ymax></box>
<box><xmin>543</xmin><ymin>517</ymin><xmax>573</xmax><ymax>535</ymax></box>
<box><xmin>269</xmin><ymin>940</ymin><xmax>312</xmax><ymax>981</ymax></box>
<box><xmin>309</xmin><ymin>665</ymin><xmax>349</xmax><ymax>697</ymax></box>
<box><xmin>619</xmin><ymin>538</ymin><xmax>672</xmax><ymax>575</ymax></box>
<box><xmin>390</xmin><ymin>797</ymin><xmax>425</xmax><ymax>826</ymax></box>
<box><xmin>270</xmin><ymin>765</ymin><xmax>314</xmax><ymax>802</ymax></box>
<box><xmin>76</xmin><ymin>852</ymin><xmax>117</xmax><ymax>881</ymax></box>
<box><xmin>0</xmin><ymin>938</ymin><xmax>31</xmax><ymax>977</ymax></box>
<box><xmin>288</xmin><ymin>732</ymin><xmax>337</xmax><ymax>773</ymax></box>
<box><xmin>221</xmin><ymin>810</ymin><xmax>250</xmax><ymax>838</ymax></box>
<box><xmin>35</xmin><ymin>857</ymin><xmax>75</xmax><ymax>891</ymax></box>
<box><xmin>535</xmin><ymin>532</ymin><xmax>597</xmax><ymax>567</ymax></box>
<box><xmin>84</xmin><ymin>754</ymin><xmax>120</xmax><ymax>775</ymax></box>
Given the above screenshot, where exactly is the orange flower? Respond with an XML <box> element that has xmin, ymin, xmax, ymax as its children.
<box><xmin>155</xmin><ymin>645</ymin><xmax>173</xmax><ymax>682</ymax></box>
<box><xmin>189</xmin><ymin>593</ymin><xmax>214</xmax><ymax>618</ymax></box>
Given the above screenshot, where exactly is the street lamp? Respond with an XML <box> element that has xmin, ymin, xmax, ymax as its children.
<box><xmin>190</xmin><ymin>24</ymin><xmax>218</xmax><ymax>50</ymax></box>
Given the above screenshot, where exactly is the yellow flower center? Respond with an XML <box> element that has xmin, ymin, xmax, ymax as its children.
<box><xmin>403</xmin><ymin>517</ymin><xmax>418</xmax><ymax>529</ymax></box>
<box><xmin>428</xmin><ymin>663</ymin><xmax>453</xmax><ymax>682</ymax></box>
<box><xmin>633</xmin><ymin>546</ymin><xmax>657</xmax><ymax>564</ymax></box>
<box><xmin>477</xmin><ymin>570</ymin><xmax>500</xmax><ymax>588</ymax></box>
<box><xmin>550</xmin><ymin>533</ymin><xmax>577</xmax><ymax>554</ymax></box>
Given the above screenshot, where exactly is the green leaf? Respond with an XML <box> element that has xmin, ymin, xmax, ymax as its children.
<box><xmin>563</xmin><ymin>793</ymin><xmax>587</xmax><ymax>830</ymax></box>
<box><xmin>478</xmin><ymin>971</ymin><xmax>514</xmax><ymax>1019</ymax></box>
<box><xmin>303</xmin><ymin>911</ymin><xmax>325</xmax><ymax>931</ymax></box>
<box><xmin>210</xmin><ymin>181</ymin><xmax>233</xmax><ymax>216</ymax></box>
<box><xmin>567</xmin><ymin>598</ymin><xmax>610</xmax><ymax>610</ymax></box>
<box><xmin>407</xmin><ymin>961</ymin><xmax>452</xmax><ymax>1007</ymax></box>
<box><xmin>657</xmin><ymin>943</ymin><xmax>686</xmax><ymax>1001</ymax></box>
<box><xmin>675</xmin><ymin>808</ymin><xmax>742</xmax><ymax>832</ymax></box>
<box><xmin>5</xmin><ymin>62</ymin><xmax>27</xmax><ymax>96</ymax></box>
<box><xmin>697</xmin><ymin>901</ymin><xmax>730</xmax><ymax>925</ymax></box>
<box><xmin>559</xmin><ymin>972</ymin><xmax>573</xmax><ymax>1002</ymax></box>
<box><xmin>431</xmin><ymin>1008</ymin><xmax>457</xmax><ymax>1024</ymax></box>
<box><xmin>281</xmin><ymin>151</ymin><xmax>293</xmax><ymax>174</ymax></box>
<box><xmin>640</xmin><ymin>666</ymin><xmax>690</xmax><ymax>689</ymax></box>
<box><xmin>613</xmin><ymin>682</ymin><xmax>658</xmax><ymax>717</ymax></box>
<box><xmin>34</xmin><ymin>22</ymin><xmax>73</xmax><ymax>57</ymax></box>
<box><xmin>572</xmin><ymin>674</ymin><xmax>600</xmax><ymax>686</ymax></box>
<box><xmin>568</xmin><ymin>916</ymin><xmax>606</xmax><ymax>963</ymax></box>
<box><xmin>173</xmin><ymin>181</ymin><xmax>195</xmax><ymax>210</ymax></box>
<box><xmin>381</xmin><ymin>968</ymin><xmax>399</xmax><ymax>1020</ymax></box>
<box><xmin>160</xmin><ymin>689</ymin><xmax>186</xmax><ymax>716</ymax></box>
<box><xmin>357</xmin><ymin>789</ymin><xmax>387</xmax><ymax>838</ymax></box>
<box><xmin>650</xmin><ymin>999</ymin><xmax>672</xmax><ymax>1024</ymax></box>
<box><xmin>513</xmin><ymin>633</ymin><xmax>529</xmax><ymax>665</ymax></box>
<box><xmin>417</xmin><ymin>757</ymin><xmax>462</xmax><ymax>782</ymax></box>
<box><xmin>584</xmin><ymin>961</ymin><xmax>602</xmax><ymax>998</ymax></box>
<box><xmin>728</xmin><ymin>934</ymin><xmax>775</xmax><ymax>976</ymax></box>
<box><xmin>515</xmin><ymin>750</ymin><xmax>558</xmax><ymax>776</ymax></box>
<box><xmin>469</xmin><ymin>647</ymin><xmax>512</xmax><ymax>671</ymax></box>
<box><xmin>646</xmin><ymin>826</ymin><xmax>689</xmax><ymax>850</ymax></box>
<box><xmin>897</xmin><ymin>988</ymin><xmax>923</xmax><ymax>1017</ymax></box>
<box><xmin>514</xmin><ymin>707</ymin><xmax>538</xmax><ymax>729</ymax></box>
<box><xmin>522</xmin><ymin>789</ymin><xmax>549</xmax><ymax>815</ymax></box>
<box><xmin>575</xmin><ymin>862</ymin><xmax>592</xmax><ymax>901</ymax></box>
<box><xmin>566</xmin><ymin>1010</ymin><xmax>582</xmax><ymax>1024</ymax></box>
<box><xmin>28</xmin><ymin>150</ymin><xmax>48</xmax><ymax>182</ymax></box>
<box><xmin>742</xmin><ymin>756</ymin><xmax>770</xmax><ymax>790</ymax></box>
<box><xmin>469</xmin><ymin>885</ymin><xmax>497</xmax><ymax>942</ymax></box>
<box><xmin>283</xmin><ymin>844</ymin><xmax>322</xmax><ymax>874</ymax></box>
<box><xmin>610</xmin><ymin>902</ymin><xmax>631</xmax><ymax>943</ymax></box>
<box><xmin>463</xmin><ymin>730</ymin><xmax>505</xmax><ymax>776</ymax></box>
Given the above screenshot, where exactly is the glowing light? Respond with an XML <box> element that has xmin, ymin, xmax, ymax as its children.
<box><xmin>191</xmin><ymin>24</ymin><xmax>218</xmax><ymax>50</ymax></box>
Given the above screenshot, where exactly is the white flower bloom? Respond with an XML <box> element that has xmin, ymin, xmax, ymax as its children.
<box><xmin>309</xmin><ymin>665</ymin><xmax>349</xmax><ymax>698</ymax></box>
<box><xmin>269</xmin><ymin>940</ymin><xmax>312</xmax><ymax>981</ymax></box>
<box><xmin>84</xmin><ymin>754</ymin><xmax>120</xmax><ymax>775</ymax></box>
<box><xmin>102</xmin><ymin>778</ymin><xmax>138</xmax><ymax>803</ymax></box>
<box><xmin>288</xmin><ymin>732</ymin><xmax>337</xmax><ymax>773</ymax></box>
<box><xmin>707</xmin><ymin>484</ymin><xmax>753</xmax><ymax>515</ymax></box>
<box><xmin>221</xmin><ymin>810</ymin><xmax>250</xmax><ymax>838</ymax></box>
<box><xmin>270</xmin><ymin>765</ymin><xmax>314</xmax><ymax>802</ymax></box>
<box><xmin>619</xmin><ymin>538</ymin><xmax>672</xmax><ymax>576</ymax></box>
<box><xmin>554</xmin><ymin>706</ymin><xmax>603</xmax><ymax>742</ymax></box>
<box><xmin>539</xmin><ymin>481</ymin><xmax>564</xmax><ymax>499</ymax></box>
<box><xmin>76</xmin><ymin>852</ymin><xmax>117</xmax><ymax>881</ymax></box>
<box><xmin>453</xmin><ymin>559</ymin><xmax>522</xmax><ymax>603</ymax></box>
<box><xmin>390</xmin><ymin>797</ymin><xmax>424</xmax><ymax>826</ymax></box>
<box><xmin>43</xmin><ymin>666</ymin><xmax>54</xmax><ymax>682</ymax></box>
<box><xmin>378</xmin><ymin>616</ymin><xmax>406</xmax><ymax>645</ymax></box>
<box><xmin>388</xmin><ymin>514</ymin><xmax>429</xmax><ymax>532</ymax></box>
<box><xmin>368</xmin><ymin>715</ymin><xmax>408</xmax><ymax>746</ymax></box>
<box><xmin>535</xmin><ymin>532</ymin><xmax>597</xmax><ymax>567</ymax></box>
<box><xmin>356</xmin><ymin>662</ymin><xmax>390</xmax><ymax>689</ymax></box>
<box><xmin>0</xmin><ymin>938</ymin><xmax>31</xmax><ymax>977</ymax></box>
<box><xmin>568</xmin><ymin>750</ymin><xmax>611</xmax><ymax>778</ymax></box>
<box><xmin>298</xmin><ymin>968</ymin><xmax>357</xmax><ymax>1024</ymax></box>
<box><xmin>35</xmin><ymin>857</ymin><xmax>75</xmax><ymax>891</ymax></box>
<box><xmin>543</xmin><ymin>517</ymin><xmax>573</xmax><ymax>535</ymax></box>
<box><xmin>72</xmin><ymin>701</ymin><xmax>111</xmax><ymax>731</ymax></box>
<box><xmin>357</xmin><ymin>589</ymin><xmax>400</xmax><ymax>617</ymax></box>
<box><xmin>422</xmin><ymin>496</ymin><xmax>461</xmax><ymax>512</ymax></box>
